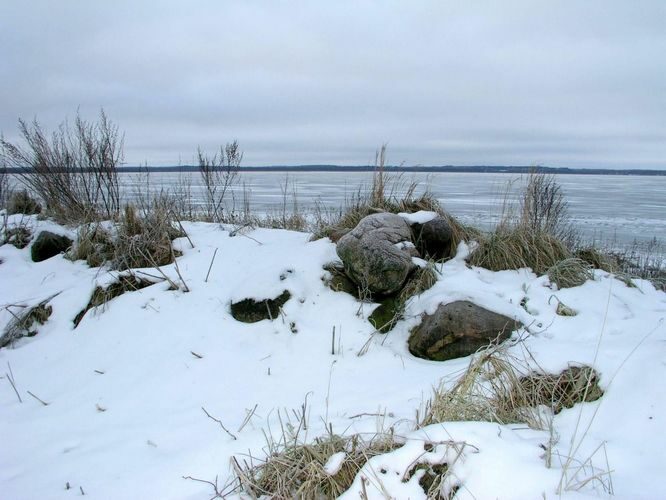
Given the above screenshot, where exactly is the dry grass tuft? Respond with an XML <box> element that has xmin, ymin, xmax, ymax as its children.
<box><xmin>517</xmin><ymin>366</ymin><xmax>603</xmax><ymax>415</ymax></box>
<box><xmin>70</xmin><ymin>224</ymin><xmax>115</xmax><ymax>267</ymax></box>
<box><xmin>234</xmin><ymin>432</ymin><xmax>399</xmax><ymax>499</ymax></box>
<box><xmin>73</xmin><ymin>274</ymin><xmax>155</xmax><ymax>327</ymax></box>
<box><xmin>468</xmin><ymin>226</ymin><xmax>571</xmax><ymax>275</ymax></box>
<box><xmin>113</xmin><ymin>204</ymin><xmax>183</xmax><ymax>270</ymax></box>
<box><xmin>420</xmin><ymin>343</ymin><xmax>603</xmax><ymax>430</ymax></box>
<box><xmin>468</xmin><ymin>171</ymin><xmax>579</xmax><ymax>275</ymax></box>
<box><xmin>1</xmin><ymin>300</ymin><xmax>53</xmax><ymax>348</ymax></box>
<box><xmin>400</xmin><ymin>262</ymin><xmax>439</xmax><ymax>303</ymax></box>
<box><xmin>547</xmin><ymin>258</ymin><xmax>594</xmax><ymax>289</ymax></box>
<box><xmin>7</xmin><ymin>189</ymin><xmax>42</xmax><ymax>215</ymax></box>
<box><xmin>3</xmin><ymin>225</ymin><xmax>32</xmax><ymax>249</ymax></box>
<box><xmin>575</xmin><ymin>247</ymin><xmax>618</xmax><ymax>273</ymax></box>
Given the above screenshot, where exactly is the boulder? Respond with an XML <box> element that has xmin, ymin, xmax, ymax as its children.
<box><xmin>411</xmin><ymin>216</ymin><xmax>453</xmax><ymax>259</ymax></box>
<box><xmin>31</xmin><ymin>231</ymin><xmax>73</xmax><ymax>262</ymax></box>
<box><xmin>336</xmin><ymin>213</ymin><xmax>416</xmax><ymax>295</ymax></box>
<box><xmin>408</xmin><ymin>301</ymin><xmax>521</xmax><ymax>361</ymax></box>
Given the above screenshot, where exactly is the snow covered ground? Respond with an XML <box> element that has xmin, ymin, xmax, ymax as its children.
<box><xmin>1</xmin><ymin>214</ymin><xmax>665</xmax><ymax>499</ymax></box>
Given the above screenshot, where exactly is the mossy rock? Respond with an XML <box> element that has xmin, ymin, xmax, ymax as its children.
<box><xmin>231</xmin><ymin>290</ymin><xmax>291</xmax><ymax>323</ymax></box>
<box><xmin>368</xmin><ymin>297</ymin><xmax>402</xmax><ymax>333</ymax></box>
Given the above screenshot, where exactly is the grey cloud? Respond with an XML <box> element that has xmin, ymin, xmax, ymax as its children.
<box><xmin>1</xmin><ymin>1</ymin><xmax>664</xmax><ymax>168</ymax></box>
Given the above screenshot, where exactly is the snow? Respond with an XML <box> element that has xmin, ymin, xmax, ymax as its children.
<box><xmin>324</xmin><ymin>451</ymin><xmax>347</xmax><ymax>476</ymax></box>
<box><xmin>398</xmin><ymin>210</ymin><xmax>439</xmax><ymax>224</ymax></box>
<box><xmin>1</xmin><ymin>214</ymin><xmax>665</xmax><ymax>499</ymax></box>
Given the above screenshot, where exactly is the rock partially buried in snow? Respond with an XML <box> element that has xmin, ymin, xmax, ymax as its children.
<box><xmin>230</xmin><ymin>290</ymin><xmax>291</xmax><ymax>323</ymax></box>
<box><xmin>410</xmin><ymin>216</ymin><xmax>453</xmax><ymax>260</ymax></box>
<box><xmin>336</xmin><ymin>213</ymin><xmax>416</xmax><ymax>295</ymax></box>
<box><xmin>31</xmin><ymin>231</ymin><xmax>73</xmax><ymax>262</ymax></box>
<box><xmin>408</xmin><ymin>301</ymin><xmax>521</xmax><ymax>361</ymax></box>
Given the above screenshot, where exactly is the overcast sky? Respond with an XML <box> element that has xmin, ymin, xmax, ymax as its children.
<box><xmin>1</xmin><ymin>1</ymin><xmax>665</xmax><ymax>168</ymax></box>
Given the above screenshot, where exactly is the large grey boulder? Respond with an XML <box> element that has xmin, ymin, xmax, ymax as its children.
<box><xmin>408</xmin><ymin>301</ymin><xmax>521</xmax><ymax>361</ymax></box>
<box><xmin>336</xmin><ymin>213</ymin><xmax>416</xmax><ymax>295</ymax></box>
<box><xmin>31</xmin><ymin>231</ymin><xmax>73</xmax><ymax>262</ymax></box>
<box><xmin>411</xmin><ymin>216</ymin><xmax>453</xmax><ymax>259</ymax></box>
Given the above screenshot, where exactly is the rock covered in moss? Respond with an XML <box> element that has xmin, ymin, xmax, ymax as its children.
<box><xmin>336</xmin><ymin>213</ymin><xmax>416</xmax><ymax>295</ymax></box>
<box><xmin>408</xmin><ymin>301</ymin><xmax>521</xmax><ymax>361</ymax></box>
<box><xmin>231</xmin><ymin>290</ymin><xmax>291</xmax><ymax>323</ymax></box>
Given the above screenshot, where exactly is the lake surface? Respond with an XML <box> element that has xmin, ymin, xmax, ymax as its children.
<box><xmin>119</xmin><ymin>171</ymin><xmax>666</xmax><ymax>245</ymax></box>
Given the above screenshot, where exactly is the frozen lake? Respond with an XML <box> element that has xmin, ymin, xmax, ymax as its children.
<box><xmin>120</xmin><ymin>171</ymin><xmax>666</xmax><ymax>245</ymax></box>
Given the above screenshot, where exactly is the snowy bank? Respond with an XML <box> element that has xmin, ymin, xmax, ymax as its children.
<box><xmin>1</xmin><ymin>216</ymin><xmax>665</xmax><ymax>499</ymax></box>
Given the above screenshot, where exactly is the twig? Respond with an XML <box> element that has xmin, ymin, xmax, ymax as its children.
<box><xmin>190</xmin><ymin>351</ymin><xmax>203</xmax><ymax>359</ymax></box>
<box><xmin>170</xmin><ymin>210</ymin><xmax>194</xmax><ymax>248</ymax></box>
<box><xmin>205</xmin><ymin>248</ymin><xmax>218</xmax><ymax>283</ymax></box>
<box><xmin>27</xmin><ymin>390</ymin><xmax>48</xmax><ymax>406</ymax></box>
<box><xmin>202</xmin><ymin>406</ymin><xmax>237</xmax><ymax>440</ymax></box>
<box><xmin>94</xmin><ymin>369</ymin><xmax>105</xmax><ymax>375</ymax></box>
<box><xmin>237</xmin><ymin>404</ymin><xmax>258</xmax><ymax>432</ymax></box>
<box><xmin>229</xmin><ymin>223</ymin><xmax>252</xmax><ymax>237</ymax></box>
<box><xmin>183</xmin><ymin>474</ymin><xmax>237</xmax><ymax>499</ymax></box>
<box><xmin>349</xmin><ymin>412</ymin><xmax>388</xmax><ymax>419</ymax></box>
<box><xmin>5</xmin><ymin>362</ymin><xmax>22</xmax><ymax>403</ymax></box>
<box><xmin>331</xmin><ymin>326</ymin><xmax>336</xmax><ymax>355</ymax></box>
<box><xmin>135</xmin><ymin>270</ymin><xmax>166</xmax><ymax>282</ymax></box>
<box><xmin>138</xmin><ymin>248</ymin><xmax>179</xmax><ymax>290</ymax></box>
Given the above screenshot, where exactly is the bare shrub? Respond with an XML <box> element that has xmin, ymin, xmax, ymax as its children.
<box><xmin>0</xmin><ymin>162</ymin><xmax>11</xmax><ymax>210</ymax></box>
<box><xmin>198</xmin><ymin>141</ymin><xmax>242</xmax><ymax>222</ymax></box>
<box><xmin>0</xmin><ymin>110</ymin><xmax>122</xmax><ymax>222</ymax></box>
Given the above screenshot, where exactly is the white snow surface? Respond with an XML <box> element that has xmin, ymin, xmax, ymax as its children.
<box><xmin>398</xmin><ymin>210</ymin><xmax>439</xmax><ymax>224</ymax></box>
<box><xmin>1</xmin><ymin>215</ymin><xmax>665</xmax><ymax>499</ymax></box>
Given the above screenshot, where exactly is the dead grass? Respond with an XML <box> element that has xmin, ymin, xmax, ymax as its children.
<box><xmin>468</xmin><ymin>226</ymin><xmax>571</xmax><ymax>275</ymax></box>
<box><xmin>113</xmin><ymin>204</ymin><xmax>183</xmax><ymax>270</ymax></box>
<box><xmin>547</xmin><ymin>258</ymin><xmax>594</xmax><ymax>289</ymax></box>
<box><xmin>73</xmin><ymin>274</ymin><xmax>155</xmax><ymax>327</ymax></box>
<box><xmin>1</xmin><ymin>300</ymin><xmax>53</xmax><ymax>348</ymax></box>
<box><xmin>234</xmin><ymin>431</ymin><xmax>399</xmax><ymax>499</ymax></box>
<box><xmin>575</xmin><ymin>247</ymin><xmax>618</xmax><ymax>273</ymax></box>
<box><xmin>70</xmin><ymin>224</ymin><xmax>115</xmax><ymax>267</ymax></box>
<box><xmin>419</xmin><ymin>342</ymin><xmax>603</xmax><ymax>430</ymax></box>
<box><xmin>3</xmin><ymin>225</ymin><xmax>32</xmax><ymax>249</ymax></box>
<box><xmin>7</xmin><ymin>189</ymin><xmax>42</xmax><ymax>215</ymax></box>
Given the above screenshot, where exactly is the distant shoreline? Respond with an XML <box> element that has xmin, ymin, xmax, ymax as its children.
<box><xmin>119</xmin><ymin>165</ymin><xmax>665</xmax><ymax>176</ymax></box>
<box><xmin>6</xmin><ymin>165</ymin><xmax>666</xmax><ymax>176</ymax></box>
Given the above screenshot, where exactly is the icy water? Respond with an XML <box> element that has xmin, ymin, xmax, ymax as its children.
<box><xmin>119</xmin><ymin>171</ymin><xmax>666</xmax><ymax>245</ymax></box>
